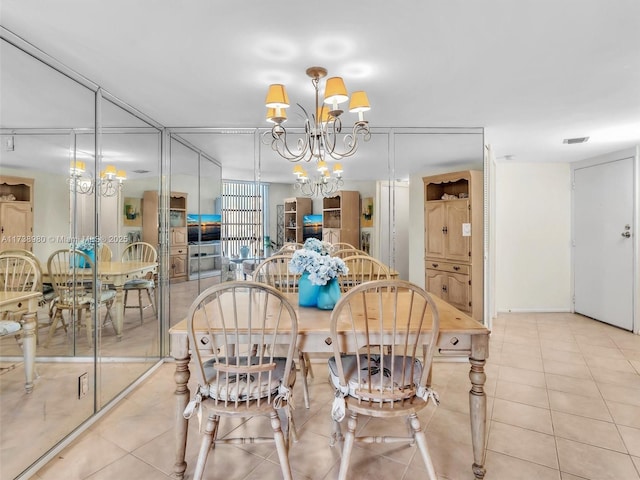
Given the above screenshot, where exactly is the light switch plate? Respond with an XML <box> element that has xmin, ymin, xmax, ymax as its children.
<box><xmin>462</xmin><ymin>223</ymin><xmax>471</xmax><ymax>236</ymax></box>
<box><xmin>78</xmin><ymin>372</ymin><xmax>88</xmax><ymax>399</ymax></box>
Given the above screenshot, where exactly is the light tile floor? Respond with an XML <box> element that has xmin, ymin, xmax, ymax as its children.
<box><xmin>27</xmin><ymin>312</ymin><xmax>640</xmax><ymax>479</ymax></box>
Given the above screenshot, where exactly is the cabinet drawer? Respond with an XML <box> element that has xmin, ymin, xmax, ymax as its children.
<box><xmin>425</xmin><ymin>261</ymin><xmax>469</xmax><ymax>275</ymax></box>
<box><xmin>171</xmin><ymin>246</ymin><xmax>187</xmax><ymax>256</ymax></box>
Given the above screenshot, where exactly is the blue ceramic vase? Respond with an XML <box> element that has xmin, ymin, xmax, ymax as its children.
<box><xmin>298</xmin><ymin>272</ymin><xmax>319</xmax><ymax>307</ymax></box>
<box><xmin>77</xmin><ymin>248</ymin><xmax>95</xmax><ymax>268</ymax></box>
<box><xmin>316</xmin><ymin>277</ymin><xmax>341</xmax><ymax>310</ymax></box>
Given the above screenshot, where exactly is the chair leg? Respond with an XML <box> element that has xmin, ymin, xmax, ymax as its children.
<box><xmin>298</xmin><ymin>350</ymin><xmax>310</xmax><ymax>409</ymax></box>
<box><xmin>102</xmin><ymin>301</ymin><xmax>117</xmax><ymax>335</ymax></box>
<box><xmin>329</xmin><ymin>417</ymin><xmax>343</xmax><ymax>447</ymax></box>
<box><xmin>192</xmin><ymin>413</ymin><xmax>219</xmax><ymax>480</ymax></box>
<box><xmin>137</xmin><ymin>289</ymin><xmax>144</xmax><ymax>324</ymax></box>
<box><xmin>304</xmin><ymin>352</ymin><xmax>314</xmax><ymax>378</ymax></box>
<box><xmin>146</xmin><ymin>287</ymin><xmax>157</xmax><ymax>316</ymax></box>
<box><xmin>337</xmin><ymin>411</ymin><xmax>358</xmax><ymax>480</ymax></box>
<box><xmin>271</xmin><ymin>410</ymin><xmax>293</xmax><ymax>480</ymax></box>
<box><xmin>80</xmin><ymin>308</ymin><xmax>92</xmax><ymax>345</ymax></box>
<box><xmin>45</xmin><ymin>309</ymin><xmax>65</xmax><ymax>347</ymax></box>
<box><xmin>409</xmin><ymin>413</ymin><xmax>437</xmax><ymax>479</ymax></box>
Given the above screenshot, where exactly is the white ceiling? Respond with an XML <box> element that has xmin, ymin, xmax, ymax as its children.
<box><xmin>1</xmin><ymin>0</ymin><xmax>639</xmax><ymax>182</ymax></box>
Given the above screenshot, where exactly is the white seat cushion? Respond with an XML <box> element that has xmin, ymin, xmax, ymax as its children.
<box><xmin>202</xmin><ymin>356</ymin><xmax>291</xmax><ymax>401</ymax></box>
<box><xmin>123</xmin><ymin>279</ymin><xmax>154</xmax><ymax>289</ymax></box>
<box><xmin>0</xmin><ymin>320</ymin><xmax>21</xmax><ymax>336</ymax></box>
<box><xmin>99</xmin><ymin>290</ymin><xmax>116</xmax><ymax>302</ymax></box>
<box><xmin>328</xmin><ymin>354</ymin><xmax>423</xmax><ymax>402</ymax></box>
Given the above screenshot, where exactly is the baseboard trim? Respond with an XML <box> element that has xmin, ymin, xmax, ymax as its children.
<box><xmin>497</xmin><ymin>308</ymin><xmax>572</xmax><ymax>313</ymax></box>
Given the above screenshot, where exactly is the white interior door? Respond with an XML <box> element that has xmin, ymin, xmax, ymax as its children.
<box><xmin>573</xmin><ymin>157</ymin><xmax>634</xmax><ymax>330</ymax></box>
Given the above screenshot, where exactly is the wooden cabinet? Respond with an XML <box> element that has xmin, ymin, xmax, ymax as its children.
<box><xmin>284</xmin><ymin>197</ymin><xmax>312</xmax><ymax>243</ymax></box>
<box><xmin>322</xmin><ymin>190</ymin><xmax>360</xmax><ymax>248</ymax></box>
<box><xmin>423</xmin><ymin>170</ymin><xmax>483</xmax><ymax>321</ymax></box>
<box><xmin>143</xmin><ymin>190</ymin><xmax>188</xmax><ymax>281</ymax></box>
<box><xmin>0</xmin><ymin>176</ymin><xmax>34</xmax><ymax>252</ymax></box>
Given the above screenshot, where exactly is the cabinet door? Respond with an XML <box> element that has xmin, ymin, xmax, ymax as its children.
<box><xmin>171</xmin><ymin>253</ymin><xmax>187</xmax><ymax>278</ymax></box>
<box><xmin>445</xmin><ymin>271</ymin><xmax>471</xmax><ymax>313</ymax></box>
<box><xmin>445</xmin><ymin>200</ymin><xmax>470</xmax><ymax>262</ymax></box>
<box><xmin>0</xmin><ymin>202</ymin><xmax>33</xmax><ymax>252</ymax></box>
<box><xmin>323</xmin><ymin>228</ymin><xmax>340</xmax><ymax>244</ymax></box>
<box><xmin>171</xmin><ymin>227</ymin><xmax>188</xmax><ymax>245</ymax></box>
<box><xmin>425</xmin><ymin>203</ymin><xmax>445</xmax><ymax>258</ymax></box>
<box><xmin>425</xmin><ymin>268</ymin><xmax>446</xmax><ymax>301</ymax></box>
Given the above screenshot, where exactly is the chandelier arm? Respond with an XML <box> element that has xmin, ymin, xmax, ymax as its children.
<box><xmin>266</xmin><ymin>124</ymin><xmax>314</xmax><ymax>162</ymax></box>
<box><xmin>322</xmin><ymin>120</ymin><xmax>371</xmax><ymax>160</ymax></box>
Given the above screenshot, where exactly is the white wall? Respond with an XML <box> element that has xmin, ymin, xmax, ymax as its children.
<box><xmin>495</xmin><ymin>162</ymin><xmax>572</xmax><ymax>312</ymax></box>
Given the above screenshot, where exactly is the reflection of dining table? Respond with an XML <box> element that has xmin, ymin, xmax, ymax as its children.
<box><xmin>94</xmin><ymin>261</ymin><xmax>157</xmax><ymax>340</ymax></box>
<box><xmin>168</xmin><ymin>291</ymin><xmax>490</xmax><ymax>480</ymax></box>
<box><xmin>43</xmin><ymin>260</ymin><xmax>157</xmax><ymax>340</ymax></box>
<box><xmin>0</xmin><ymin>291</ymin><xmax>42</xmax><ymax>393</ymax></box>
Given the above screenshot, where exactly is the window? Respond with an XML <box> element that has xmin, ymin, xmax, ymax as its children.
<box><xmin>221</xmin><ymin>180</ymin><xmax>269</xmax><ymax>258</ymax></box>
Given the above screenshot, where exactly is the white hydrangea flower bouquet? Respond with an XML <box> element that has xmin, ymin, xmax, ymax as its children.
<box><xmin>289</xmin><ymin>238</ymin><xmax>348</xmax><ymax>286</ymax></box>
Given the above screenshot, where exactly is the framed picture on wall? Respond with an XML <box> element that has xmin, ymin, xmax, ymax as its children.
<box><xmin>361</xmin><ymin>196</ymin><xmax>373</xmax><ymax>227</ymax></box>
<box><xmin>123</xmin><ymin>197</ymin><xmax>142</xmax><ymax>227</ymax></box>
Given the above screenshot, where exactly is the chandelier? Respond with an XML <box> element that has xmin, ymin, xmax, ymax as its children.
<box><xmin>293</xmin><ymin>161</ymin><xmax>344</xmax><ymax>197</ymax></box>
<box><xmin>262</xmin><ymin>66</ymin><xmax>371</xmax><ymax>164</ymax></box>
<box><xmin>68</xmin><ymin>160</ymin><xmax>126</xmax><ymax>197</ymax></box>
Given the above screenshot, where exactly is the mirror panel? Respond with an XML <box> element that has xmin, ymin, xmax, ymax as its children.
<box><xmin>0</xmin><ymin>38</ymin><xmax>97</xmax><ymax>478</ymax></box>
<box><xmin>97</xmin><ymin>96</ymin><xmax>162</xmax><ymax>406</ymax></box>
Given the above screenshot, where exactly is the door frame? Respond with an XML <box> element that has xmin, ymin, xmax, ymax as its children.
<box><xmin>570</xmin><ymin>146</ymin><xmax>640</xmax><ymax>334</ymax></box>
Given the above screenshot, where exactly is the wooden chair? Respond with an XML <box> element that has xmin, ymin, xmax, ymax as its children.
<box><xmin>45</xmin><ymin>249</ymin><xmax>116</xmax><ymax>346</ymax></box>
<box><xmin>339</xmin><ymin>254</ymin><xmax>390</xmax><ymax>292</ymax></box>
<box><xmin>184</xmin><ymin>281</ymin><xmax>298</xmax><ymax>480</ymax></box>
<box><xmin>333</xmin><ymin>248</ymin><xmax>370</xmax><ymax>258</ymax></box>
<box><xmin>275</xmin><ymin>242</ymin><xmax>304</xmax><ymax>255</ymax></box>
<box><xmin>121</xmin><ymin>242</ymin><xmax>157</xmax><ymax>324</ymax></box>
<box><xmin>252</xmin><ymin>255</ymin><xmax>313</xmax><ymax>409</ymax></box>
<box><xmin>330</xmin><ymin>242</ymin><xmax>358</xmax><ymax>254</ymax></box>
<box><xmin>0</xmin><ymin>252</ymin><xmax>42</xmax><ymax>347</ymax></box>
<box><xmin>327</xmin><ymin>280</ymin><xmax>441</xmax><ymax>480</ymax></box>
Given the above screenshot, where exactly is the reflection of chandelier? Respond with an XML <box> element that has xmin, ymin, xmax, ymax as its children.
<box><xmin>68</xmin><ymin>160</ymin><xmax>126</xmax><ymax>197</ymax></box>
<box><xmin>292</xmin><ymin>161</ymin><xmax>344</xmax><ymax>197</ymax></box>
<box><xmin>262</xmin><ymin>66</ymin><xmax>371</xmax><ymax>163</ymax></box>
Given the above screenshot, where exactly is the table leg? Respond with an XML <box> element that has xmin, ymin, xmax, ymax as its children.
<box><xmin>21</xmin><ymin>311</ymin><xmax>37</xmax><ymax>394</ymax></box>
<box><xmin>173</xmin><ymin>353</ymin><xmax>191</xmax><ymax>479</ymax></box>
<box><xmin>113</xmin><ymin>286</ymin><xmax>124</xmax><ymax>340</ymax></box>
<box><xmin>469</xmin><ymin>334</ymin><xmax>489</xmax><ymax>479</ymax></box>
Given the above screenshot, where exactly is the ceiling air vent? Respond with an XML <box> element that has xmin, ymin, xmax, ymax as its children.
<box><xmin>133</xmin><ymin>169</ymin><xmax>150</xmax><ymax>174</ymax></box>
<box><xmin>563</xmin><ymin>136</ymin><xmax>589</xmax><ymax>144</ymax></box>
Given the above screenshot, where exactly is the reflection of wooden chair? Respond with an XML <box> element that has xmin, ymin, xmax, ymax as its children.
<box><xmin>121</xmin><ymin>242</ymin><xmax>157</xmax><ymax>324</ymax></box>
<box><xmin>2</xmin><ymin>249</ymin><xmax>55</xmax><ymax>335</ymax></box>
<box><xmin>327</xmin><ymin>280</ymin><xmax>441</xmax><ymax>480</ymax></box>
<box><xmin>252</xmin><ymin>255</ymin><xmax>313</xmax><ymax>409</ymax></box>
<box><xmin>46</xmin><ymin>249</ymin><xmax>116</xmax><ymax>346</ymax></box>
<box><xmin>98</xmin><ymin>244</ymin><xmax>113</xmax><ymax>262</ymax></box>
<box><xmin>339</xmin><ymin>254</ymin><xmax>390</xmax><ymax>292</ymax></box>
<box><xmin>185</xmin><ymin>281</ymin><xmax>298</xmax><ymax>480</ymax></box>
<box><xmin>0</xmin><ymin>252</ymin><xmax>42</xmax><ymax>347</ymax></box>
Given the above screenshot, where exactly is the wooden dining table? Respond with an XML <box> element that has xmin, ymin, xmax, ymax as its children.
<box><xmin>169</xmin><ymin>290</ymin><xmax>490</xmax><ymax>480</ymax></box>
<box><xmin>0</xmin><ymin>290</ymin><xmax>42</xmax><ymax>393</ymax></box>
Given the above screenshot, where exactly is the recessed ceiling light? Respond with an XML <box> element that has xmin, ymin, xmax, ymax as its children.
<box><xmin>563</xmin><ymin>136</ymin><xmax>589</xmax><ymax>144</ymax></box>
